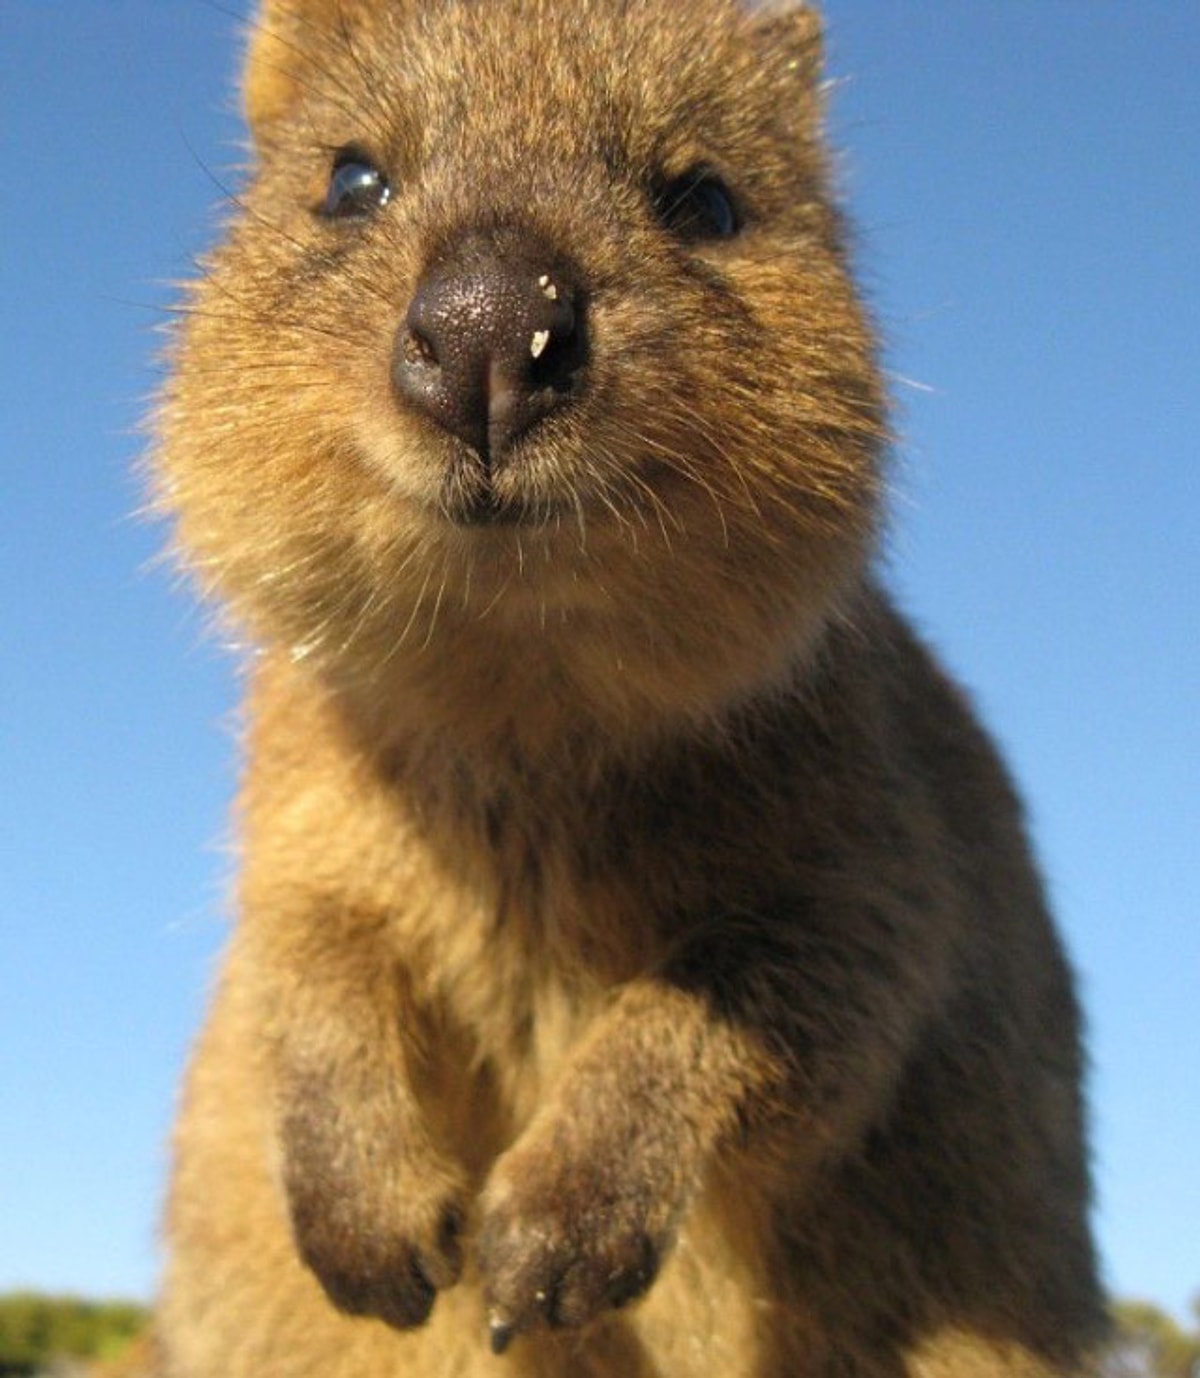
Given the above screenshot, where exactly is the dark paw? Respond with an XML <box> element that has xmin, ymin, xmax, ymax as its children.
<box><xmin>478</xmin><ymin>1169</ymin><xmax>662</xmax><ymax>1348</ymax></box>
<box><xmin>292</xmin><ymin>1194</ymin><xmax>465</xmax><ymax>1330</ymax></box>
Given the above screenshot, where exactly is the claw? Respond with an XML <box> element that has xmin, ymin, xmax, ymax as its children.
<box><xmin>488</xmin><ymin>1310</ymin><xmax>516</xmax><ymax>1356</ymax></box>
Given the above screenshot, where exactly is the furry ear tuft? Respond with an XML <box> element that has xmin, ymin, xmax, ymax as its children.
<box><xmin>742</xmin><ymin>1</ymin><xmax>823</xmax><ymax>86</ymax></box>
<box><xmin>244</xmin><ymin>0</ymin><xmax>350</xmax><ymax>142</ymax></box>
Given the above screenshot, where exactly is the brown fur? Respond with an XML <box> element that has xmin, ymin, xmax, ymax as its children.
<box><xmin>149</xmin><ymin>1</ymin><xmax>1105</xmax><ymax>1374</ymax></box>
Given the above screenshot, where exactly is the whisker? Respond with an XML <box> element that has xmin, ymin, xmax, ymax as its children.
<box><xmin>419</xmin><ymin>557</ymin><xmax>450</xmax><ymax>651</ymax></box>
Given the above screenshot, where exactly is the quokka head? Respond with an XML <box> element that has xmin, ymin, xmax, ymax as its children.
<box><xmin>154</xmin><ymin>0</ymin><xmax>887</xmax><ymax>742</ymax></box>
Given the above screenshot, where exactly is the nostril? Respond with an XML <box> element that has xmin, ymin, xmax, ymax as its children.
<box><xmin>529</xmin><ymin>321</ymin><xmax>570</xmax><ymax>387</ymax></box>
<box><xmin>401</xmin><ymin>301</ymin><xmax>441</xmax><ymax>368</ymax></box>
<box><xmin>527</xmin><ymin>293</ymin><xmax>584</xmax><ymax>395</ymax></box>
<box><xmin>520</xmin><ymin>272</ymin><xmax>578</xmax><ymax>383</ymax></box>
<box><xmin>405</xmin><ymin>328</ymin><xmax>437</xmax><ymax>368</ymax></box>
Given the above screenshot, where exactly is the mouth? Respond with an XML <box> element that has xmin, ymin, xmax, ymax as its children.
<box><xmin>444</xmin><ymin>487</ymin><xmax>530</xmax><ymax>527</ymax></box>
<box><xmin>437</xmin><ymin>458</ymin><xmax>573</xmax><ymax>530</ymax></box>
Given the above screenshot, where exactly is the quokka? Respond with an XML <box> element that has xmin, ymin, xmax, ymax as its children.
<box><xmin>149</xmin><ymin>2</ymin><xmax>1106</xmax><ymax>1374</ymax></box>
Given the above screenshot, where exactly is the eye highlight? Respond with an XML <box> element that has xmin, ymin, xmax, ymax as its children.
<box><xmin>321</xmin><ymin>148</ymin><xmax>391</xmax><ymax>219</ymax></box>
<box><xmin>653</xmin><ymin>167</ymin><xmax>740</xmax><ymax>243</ymax></box>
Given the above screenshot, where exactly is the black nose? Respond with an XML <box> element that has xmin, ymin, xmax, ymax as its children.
<box><xmin>392</xmin><ymin>234</ymin><xmax>586</xmax><ymax>461</ymax></box>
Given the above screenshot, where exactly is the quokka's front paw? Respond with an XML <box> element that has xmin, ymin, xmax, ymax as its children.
<box><xmin>285</xmin><ymin>1150</ymin><xmax>468</xmax><ymax>1331</ymax></box>
<box><xmin>476</xmin><ymin>1122</ymin><xmax>678</xmax><ymax>1352</ymax></box>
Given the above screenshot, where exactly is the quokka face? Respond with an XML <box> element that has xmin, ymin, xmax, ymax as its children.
<box><xmin>156</xmin><ymin>0</ymin><xmax>885</xmax><ymax>738</ymax></box>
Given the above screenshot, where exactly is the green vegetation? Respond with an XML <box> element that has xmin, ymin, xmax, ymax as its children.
<box><xmin>0</xmin><ymin>1294</ymin><xmax>148</xmax><ymax>1376</ymax></box>
<box><xmin>1100</xmin><ymin>1297</ymin><xmax>1200</xmax><ymax>1378</ymax></box>
<box><xmin>0</xmin><ymin>1290</ymin><xmax>1197</xmax><ymax>1375</ymax></box>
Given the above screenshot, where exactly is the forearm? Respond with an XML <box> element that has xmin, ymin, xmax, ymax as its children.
<box><xmin>234</xmin><ymin>899</ymin><xmax>468</xmax><ymax>1328</ymax></box>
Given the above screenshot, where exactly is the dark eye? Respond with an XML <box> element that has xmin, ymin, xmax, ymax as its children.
<box><xmin>321</xmin><ymin>149</ymin><xmax>391</xmax><ymax>219</ymax></box>
<box><xmin>653</xmin><ymin>167</ymin><xmax>740</xmax><ymax>242</ymax></box>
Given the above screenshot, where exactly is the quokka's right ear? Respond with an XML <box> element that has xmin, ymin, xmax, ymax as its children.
<box><xmin>243</xmin><ymin>0</ymin><xmax>355</xmax><ymax>143</ymax></box>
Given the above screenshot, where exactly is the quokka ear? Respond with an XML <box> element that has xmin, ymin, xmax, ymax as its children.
<box><xmin>243</xmin><ymin>0</ymin><xmax>358</xmax><ymax>143</ymax></box>
<box><xmin>741</xmin><ymin>1</ymin><xmax>824</xmax><ymax>90</ymax></box>
<box><xmin>735</xmin><ymin>0</ymin><xmax>827</xmax><ymax>141</ymax></box>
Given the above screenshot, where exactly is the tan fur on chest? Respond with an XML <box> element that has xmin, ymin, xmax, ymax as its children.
<box><xmin>241</xmin><ymin>656</ymin><xmax>655</xmax><ymax>1142</ymax></box>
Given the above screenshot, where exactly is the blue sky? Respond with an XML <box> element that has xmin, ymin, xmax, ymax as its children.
<box><xmin>2</xmin><ymin>1</ymin><xmax>1196</xmax><ymax>1323</ymax></box>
